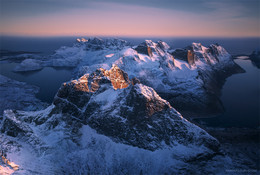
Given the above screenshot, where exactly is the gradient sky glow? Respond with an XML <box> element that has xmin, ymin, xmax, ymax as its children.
<box><xmin>0</xmin><ymin>0</ymin><xmax>259</xmax><ymax>37</ymax></box>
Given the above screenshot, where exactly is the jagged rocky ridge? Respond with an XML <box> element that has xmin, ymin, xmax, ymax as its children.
<box><xmin>13</xmin><ymin>37</ymin><xmax>244</xmax><ymax>117</ymax></box>
<box><xmin>0</xmin><ymin>66</ymin><xmax>222</xmax><ymax>174</ymax></box>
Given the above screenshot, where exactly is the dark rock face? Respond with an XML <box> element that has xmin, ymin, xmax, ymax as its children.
<box><xmin>171</xmin><ymin>43</ymin><xmax>223</xmax><ymax>66</ymax></box>
<box><xmin>52</xmin><ymin>66</ymin><xmax>219</xmax><ymax>151</ymax></box>
<box><xmin>1</xmin><ymin>110</ymin><xmax>45</xmax><ymax>148</ymax></box>
<box><xmin>1</xmin><ymin>111</ymin><xmax>26</xmax><ymax>137</ymax></box>
<box><xmin>249</xmin><ymin>50</ymin><xmax>260</xmax><ymax>68</ymax></box>
<box><xmin>86</xmin><ymin>85</ymin><xmax>175</xmax><ymax>150</ymax></box>
<box><xmin>134</xmin><ymin>40</ymin><xmax>171</xmax><ymax>58</ymax></box>
<box><xmin>187</xmin><ymin>50</ymin><xmax>195</xmax><ymax>65</ymax></box>
<box><xmin>54</xmin><ymin>65</ymin><xmax>130</xmax><ymax>117</ymax></box>
<box><xmin>134</xmin><ymin>42</ymin><xmax>153</xmax><ymax>57</ymax></box>
<box><xmin>131</xmin><ymin>77</ymin><xmax>141</xmax><ymax>85</ymax></box>
<box><xmin>171</xmin><ymin>46</ymin><xmax>193</xmax><ymax>63</ymax></box>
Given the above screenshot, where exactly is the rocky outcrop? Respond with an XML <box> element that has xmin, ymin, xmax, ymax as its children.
<box><xmin>134</xmin><ymin>40</ymin><xmax>170</xmax><ymax>58</ymax></box>
<box><xmin>187</xmin><ymin>50</ymin><xmax>195</xmax><ymax>65</ymax></box>
<box><xmin>171</xmin><ymin>43</ymin><xmax>224</xmax><ymax>66</ymax></box>
<box><xmin>101</xmin><ymin>65</ymin><xmax>131</xmax><ymax>89</ymax></box>
<box><xmin>53</xmin><ymin>65</ymin><xmax>130</xmax><ymax>117</ymax></box>
<box><xmin>134</xmin><ymin>42</ymin><xmax>153</xmax><ymax>57</ymax></box>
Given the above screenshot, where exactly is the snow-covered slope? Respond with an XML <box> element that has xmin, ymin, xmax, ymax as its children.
<box><xmin>13</xmin><ymin>38</ymin><xmax>129</xmax><ymax>72</ymax></box>
<box><xmin>13</xmin><ymin>59</ymin><xmax>45</xmax><ymax>72</ymax></box>
<box><xmin>0</xmin><ymin>66</ymin><xmax>221</xmax><ymax>174</ymax></box>
<box><xmin>0</xmin><ymin>74</ymin><xmax>46</xmax><ymax>116</ymax></box>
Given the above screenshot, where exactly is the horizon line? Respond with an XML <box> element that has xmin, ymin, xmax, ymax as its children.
<box><xmin>1</xmin><ymin>34</ymin><xmax>260</xmax><ymax>39</ymax></box>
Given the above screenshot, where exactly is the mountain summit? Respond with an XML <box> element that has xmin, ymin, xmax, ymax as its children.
<box><xmin>51</xmin><ymin>65</ymin><xmax>219</xmax><ymax>151</ymax></box>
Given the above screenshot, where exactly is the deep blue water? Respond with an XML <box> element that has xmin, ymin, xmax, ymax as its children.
<box><xmin>0</xmin><ymin>36</ymin><xmax>259</xmax><ymax>128</ymax></box>
<box><xmin>0</xmin><ymin>62</ymin><xmax>72</xmax><ymax>103</ymax></box>
<box><xmin>0</xmin><ymin>36</ymin><xmax>76</xmax><ymax>55</ymax></box>
<box><xmin>195</xmin><ymin>58</ymin><xmax>260</xmax><ymax>128</ymax></box>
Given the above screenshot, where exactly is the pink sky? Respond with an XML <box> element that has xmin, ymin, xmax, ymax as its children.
<box><xmin>1</xmin><ymin>1</ymin><xmax>259</xmax><ymax>37</ymax></box>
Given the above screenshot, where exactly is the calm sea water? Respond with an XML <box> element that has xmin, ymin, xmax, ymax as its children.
<box><xmin>195</xmin><ymin>58</ymin><xmax>260</xmax><ymax>128</ymax></box>
<box><xmin>0</xmin><ymin>36</ymin><xmax>259</xmax><ymax>127</ymax></box>
<box><xmin>0</xmin><ymin>62</ymin><xmax>72</xmax><ymax>103</ymax></box>
<box><xmin>1</xmin><ymin>36</ymin><xmax>259</xmax><ymax>55</ymax></box>
<box><xmin>0</xmin><ymin>36</ymin><xmax>76</xmax><ymax>55</ymax></box>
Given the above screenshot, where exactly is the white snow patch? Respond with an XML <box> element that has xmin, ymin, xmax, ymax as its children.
<box><xmin>135</xmin><ymin>84</ymin><xmax>167</xmax><ymax>104</ymax></box>
<box><xmin>236</xmin><ymin>56</ymin><xmax>249</xmax><ymax>59</ymax></box>
<box><xmin>13</xmin><ymin>59</ymin><xmax>44</xmax><ymax>72</ymax></box>
<box><xmin>94</xmin><ymin>88</ymin><xmax>119</xmax><ymax>109</ymax></box>
<box><xmin>105</xmin><ymin>54</ymin><xmax>114</xmax><ymax>58</ymax></box>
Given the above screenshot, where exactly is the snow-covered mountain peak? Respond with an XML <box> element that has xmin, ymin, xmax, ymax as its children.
<box><xmin>144</xmin><ymin>40</ymin><xmax>170</xmax><ymax>50</ymax></box>
<box><xmin>171</xmin><ymin>42</ymin><xmax>232</xmax><ymax>67</ymax></box>
<box><xmin>134</xmin><ymin>40</ymin><xmax>171</xmax><ymax>58</ymax></box>
<box><xmin>54</xmin><ymin>66</ymin><xmax>170</xmax><ymax>120</ymax></box>
<box><xmin>157</xmin><ymin>40</ymin><xmax>170</xmax><ymax>50</ymax></box>
<box><xmin>76</xmin><ymin>38</ymin><xmax>88</xmax><ymax>43</ymax></box>
<box><xmin>133</xmin><ymin>83</ymin><xmax>171</xmax><ymax>116</ymax></box>
<box><xmin>58</xmin><ymin>65</ymin><xmax>131</xmax><ymax>107</ymax></box>
<box><xmin>144</xmin><ymin>40</ymin><xmax>156</xmax><ymax>47</ymax></box>
<box><xmin>191</xmin><ymin>42</ymin><xmax>202</xmax><ymax>47</ymax></box>
<box><xmin>135</xmin><ymin>83</ymin><xmax>167</xmax><ymax>105</ymax></box>
<box><xmin>50</xmin><ymin>66</ymin><xmax>219</xmax><ymax>151</ymax></box>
